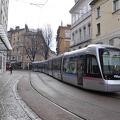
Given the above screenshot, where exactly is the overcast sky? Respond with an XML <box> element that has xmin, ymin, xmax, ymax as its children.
<box><xmin>8</xmin><ymin>0</ymin><xmax>74</xmax><ymax>51</ymax></box>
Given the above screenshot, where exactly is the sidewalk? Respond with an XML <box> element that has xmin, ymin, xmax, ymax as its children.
<box><xmin>0</xmin><ymin>70</ymin><xmax>42</xmax><ymax>120</ymax></box>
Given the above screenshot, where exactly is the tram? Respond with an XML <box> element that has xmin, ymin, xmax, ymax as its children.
<box><xmin>32</xmin><ymin>44</ymin><xmax>120</xmax><ymax>92</ymax></box>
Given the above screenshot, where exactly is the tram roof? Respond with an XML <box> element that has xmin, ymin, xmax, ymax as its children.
<box><xmin>64</xmin><ymin>44</ymin><xmax>116</xmax><ymax>57</ymax></box>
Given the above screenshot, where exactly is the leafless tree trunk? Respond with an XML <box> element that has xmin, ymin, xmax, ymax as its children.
<box><xmin>42</xmin><ymin>24</ymin><xmax>53</xmax><ymax>59</ymax></box>
<box><xmin>24</xmin><ymin>29</ymin><xmax>45</xmax><ymax>62</ymax></box>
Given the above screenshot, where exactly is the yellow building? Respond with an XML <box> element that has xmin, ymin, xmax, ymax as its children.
<box><xmin>90</xmin><ymin>0</ymin><xmax>120</xmax><ymax>48</ymax></box>
<box><xmin>56</xmin><ymin>24</ymin><xmax>71</xmax><ymax>55</ymax></box>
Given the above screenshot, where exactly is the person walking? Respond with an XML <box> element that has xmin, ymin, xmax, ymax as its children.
<box><xmin>10</xmin><ymin>66</ymin><xmax>13</xmax><ymax>74</ymax></box>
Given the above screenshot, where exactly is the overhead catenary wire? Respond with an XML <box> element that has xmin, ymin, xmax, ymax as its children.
<box><xmin>14</xmin><ymin>0</ymin><xmax>71</xmax><ymax>52</ymax></box>
<box><xmin>15</xmin><ymin>0</ymin><xmax>49</xmax><ymax>28</ymax></box>
<box><xmin>15</xmin><ymin>0</ymin><xmax>48</xmax><ymax>7</ymax></box>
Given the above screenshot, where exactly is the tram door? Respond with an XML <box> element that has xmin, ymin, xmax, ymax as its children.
<box><xmin>77</xmin><ymin>55</ymin><xmax>85</xmax><ymax>85</ymax></box>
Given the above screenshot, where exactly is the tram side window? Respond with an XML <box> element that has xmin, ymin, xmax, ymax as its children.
<box><xmin>87</xmin><ymin>55</ymin><xmax>101</xmax><ymax>77</ymax></box>
<box><xmin>48</xmin><ymin>60</ymin><xmax>52</xmax><ymax>70</ymax></box>
<box><xmin>52</xmin><ymin>60</ymin><xmax>56</xmax><ymax>70</ymax></box>
<box><xmin>51</xmin><ymin>60</ymin><xmax>54</xmax><ymax>70</ymax></box>
<box><xmin>52</xmin><ymin>58</ymin><xmax>61</xmax><ymax>70</ymax></box>
<box><xmin>40</xmin><ymin>63</ymin><xmax>42</xmax><ymax>69</ymax></box>
<box><xmin>63</xmin><ymin>58</ymin><xmax>69</xmax><ymax>73</ymax></box>
<box><xmin>44</xmin><ymin>62</ymin><xmax>48</xmax><ymax>70</ymax></box>
<box><xmin>35</xmin><ymin>64</ymin><xmax>38</xmax><ymax>69</ymax></box>
<box><xmin>69</xmin><ymin>57</ymin><xmax>77</xmax><ymax>74</ymax></box>
<box><xmin>63</xmin><ymin>57</ymin><xmax>77</xmax><ymax>74</ymax></box>
<box><xmin>57</xmin><ymin>58</ymin><xmax>61</xmax><ymax>70</ymax></box>
<box><xmin>77</xmin><ymin>55</ymin><xmax>85</xmax><ymax>73</ymax></box>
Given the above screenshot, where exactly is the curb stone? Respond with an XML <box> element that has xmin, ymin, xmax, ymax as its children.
<box><xmin>13</xmin><ymin>80</ymin><xmax>42</xmax><ymax>120</ymax></box>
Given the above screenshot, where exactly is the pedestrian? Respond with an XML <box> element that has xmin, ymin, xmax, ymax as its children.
<box><xmin>10</xmin><ymin>66</ymin><xmax>13</xmax><ymax>74</ymax></box>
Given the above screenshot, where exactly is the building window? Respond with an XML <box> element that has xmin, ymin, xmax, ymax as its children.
<box><xmin>96</xmin><ymin>42</ymin><xmax>103</xmax><ymax>44</ymax></box>
<box><xmin>72</xmin><ymin>33</ymin><xmax>75</xmax><ymax>41</ymax></box>
<box><xmin>113</xmin><ymin>0</ymin><xmax>120</xmax><ymax>12</ymax></box>
<box><xmin>96</xmin><ymin>7</ymin><xmax>100</xmax><ymax>18</ymax></box>
<box><xmin>83</xmin><ymin>26</ymin><xmax>86</xmax><ymax>38</ymax></box>
<box><xmin>65</xmin><ymin>30</ymin><xmax>70</xmax><ymax>38</ymax></box>
<box><xmin>97</xmin><ymin>23</ymin><xmax>101</xmax><ymax>35</ymax></box>
<box><xmin>76</xmin><ymin>13</ymin><xmax>79</xmax><ymax>21</ymax></box>
<box><xmin>12</xmin><ymin>56</ymin><xmax>15</xmax><ymax>60</ymax></box>
<box><xmin>88</xmin><ymin>23</ymin><xmax>91</xmax><ymax>37</ymax></box>
<box><xmin>109</xmin><ymin>39</ymin><xmax>114</xmax><ymax>45</ymax></box>
<box><xmin>18</xmin><ymin>56</ymin><xmax>22</xmax><ymax>60</ymax></box>
<box><xmin>26</xmin><ymin>56</ymin><xmax>30</xmax><ymax>60</ymax></box>
<box><xmin>79</xmin><ymin>9</ymin><xmax>83</xmax><ymax>18</ymax></box>
<box><xmin>79</xmin><ymin>29</ymin><xmax>81</xmax><ymax>41</ymax></box>
<box><xmin>72</xmin><ymin>15</ymin><xmax>76</xmax><ymax>24</ymax></box>
<box><xmin>83</xmin><ymin>6</ymin><xmax>87</xmax><ymax>14</ymax></box>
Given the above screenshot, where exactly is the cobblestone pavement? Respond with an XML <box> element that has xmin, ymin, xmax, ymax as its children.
<box><xmin>0</xmin><ymin>70</ymin><xmax>31</xmax><ymax>120</ymax></box>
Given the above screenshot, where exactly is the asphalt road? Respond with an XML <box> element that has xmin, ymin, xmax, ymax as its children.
<box><xmin>1</xmin><ymin>70</ymin><xmax>120</xmax><ymax>120</ymax></box>
<box><xmin>18</xmin><ymin>71</ymin><xmax>120</xmax><ymax>120</ymax></box>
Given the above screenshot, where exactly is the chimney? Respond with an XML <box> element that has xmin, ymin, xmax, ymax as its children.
<box><xmin>15</xmin><ymin>26</ymin><xmax>20</xmax><ymax>30</ymax></box>
<box><xmin>61</xmin><ymin>21</ymin><xmax>63</xmax><ymax>26</ymax></box>
<box><xmin>10</xmin><ymin>28</ymin><xmax>13</xmax><ymax>31</ymax></box>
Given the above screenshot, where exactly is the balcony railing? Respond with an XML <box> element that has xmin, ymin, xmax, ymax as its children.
<box><xmin>70</xmin><ymin>34</ymin><xmax>91</xmax><ymax>47</ymax></box>
<box><xmin>72</xmin><ymin>11</ymin><xmax>91</xmax><ymax>28</ymax></box>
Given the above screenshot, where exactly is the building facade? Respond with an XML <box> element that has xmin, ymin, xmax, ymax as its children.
<box><xmin>90</xmin><ymin>0</ymin><xmax>120</xmax><ymax>48</ymax></box>
<box><xmin>8</xmin><ymin>25</ymin><xmax>56</xmax><ymax>69</ymax></box>
<box><xmin>0</xmin><ymin>0</ymin><xmax>12</xmax><ymax>73</ymax></box>
<box><xmin>56</xmin><ymin>24</ymin><xmax>71</xmax><ymax>55</ymax></box>
<box><xmin>69</xmin><ymin>0</ymin><xmax>92</xmax><ymax>51</ymax></box>
<box><xmin>7</xmin><ymin>26</ymin><xmax>26</xmax><ymax>69</ymax></box>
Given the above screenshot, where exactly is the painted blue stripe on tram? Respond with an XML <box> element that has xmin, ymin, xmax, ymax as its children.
<box><xmin>62</xmin><ymin>73</ymin><xmax>76</xmax><ymax>77</ymax></box>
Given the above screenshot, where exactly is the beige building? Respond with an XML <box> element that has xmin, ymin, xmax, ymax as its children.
<box><xmin>90</xmin><ymin>0</ymin><xmax>120</xmax><ymax>48</ymax></box>
<box><xmin>0</xmin><ymin>0</ymin><xmax>12</xmax><ymax>73</ymax></box>
<box><xmin>7</xmin><ymin>26</ymin><xmax>26</xmax><ymax>69</ymax></box>
<box><xmin>69</xmin><ymin>0</ymin><xmax>92</xmax><ymax>51</ymax></box>
<box><xmin>8</xmin><ymin>25</ymin><xmax>56</xmax><ymax>69</ymax></box>
<box><xmin>56</xmin><ymin>24</ymin><xmax>71</xmax><ymax>55</ymax></box>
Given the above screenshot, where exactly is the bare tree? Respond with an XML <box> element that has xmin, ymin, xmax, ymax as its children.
<box><xmin>42</xmin><ymin>24</ymin><xmax>53</xmax><ymax>59</ymax></box>
<box><xmin>15</xmin><ymin>25</ymin><xmax>51</xmax><ymax>62</ymax></box>
<box><xmin>23</xmin><ymin>29</ymin><xmax>45</xmax><ymax>62</ymax></box>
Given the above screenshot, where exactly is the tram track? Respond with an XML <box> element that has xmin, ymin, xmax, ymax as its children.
<box><xmin>30</xmin><ymin>72</ymin><xmax>86</xmax><ymax>120</ymax></box>
<box><xmin>30</xmin><ymin>72</ymin><xmax>120</xmax><ymax>120</ymax></box>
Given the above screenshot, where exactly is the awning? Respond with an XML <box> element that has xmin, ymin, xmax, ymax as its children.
<box><xmin>0</xmin><ymin>24</ymin><xmax>12</xmax><ymax>51</ymax></box>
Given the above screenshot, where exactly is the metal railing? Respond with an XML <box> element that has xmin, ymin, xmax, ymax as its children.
<box><xmin>70</xmin><ymin>34</ymin><xmax>91</xmax><ymax>46</ymax></box>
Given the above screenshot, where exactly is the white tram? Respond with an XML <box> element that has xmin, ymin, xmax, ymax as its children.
<box><xmin>32</xmin><ymin>44</ymin><xmax>120</xmax><ymax>92</ymax></box>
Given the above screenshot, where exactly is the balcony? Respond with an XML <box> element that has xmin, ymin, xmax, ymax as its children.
<box><xmin>72</xmin><ymin>11</ymin><xmax>91</xmax><ymax>28</ymax></box>
<box><xmin>70</xmin><ymin>33</ymin><xmax>91</xmax><ymax>47</ymax></box>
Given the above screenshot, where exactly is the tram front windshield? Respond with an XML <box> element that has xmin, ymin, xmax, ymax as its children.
<box><xmin>99</xmin><ymin>48</ymin><xmax>120</xmax><ymax>80</ymax></box>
